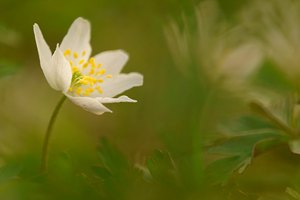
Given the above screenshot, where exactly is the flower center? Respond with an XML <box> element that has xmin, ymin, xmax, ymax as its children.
<box><xmin>64</xmin><ymin>49</ymin><xmax>112</xmax><ymax>96</ymax></box>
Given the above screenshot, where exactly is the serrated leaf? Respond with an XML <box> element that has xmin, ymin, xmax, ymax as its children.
<box><xmin>147</xmin><ymin>150</ymin><xmax>173</xmax><ymax>171</ymax></box>
<box><xmin>146</xmin><ymin>150</ymin><xmax>177</xmax><ymax>185</ymax></box>
<box><xmin>206</xmin><ymin>131</ymin><xmax>284</xmax><ymax>185</ymax></box>
<box><xmin>93</xmin><ymin>138</ymin><xmax>142</xmax><ymax>200</ymax></box>
<box><xmin>223</xmin><ymin>115</ymin><xmax>276</xmax><ymax>134</ymax></box>
<box><xmin>208</xmin><ymin>132</ymin><xmax>282</xmax><ymax>155</ymax></box>
<box><xmin>205</xmin><ymin>155</ymin><xmax>245</xmax><ymax>185</ymax></box>
<box><xmin>92</xmin><ymin>166</ymin><xmax>111</xmax><ymax>180</ymax></box>
<box><xmin>97</xmin><ymin>138</ymin><xmax>128</xmax><ymax>175</ymax></box>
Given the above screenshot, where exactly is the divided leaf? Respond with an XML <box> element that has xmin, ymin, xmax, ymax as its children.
<box><xmin>94</xmin><ymin>138</ymin><xmax>128</xmax><ymax>180</ymax></box>
<box><xmin>206</xmin><ymin>112</ymin><xmax>287</xmax><ymax>185</ymax></box>
<box><xmin>146</xmin><ymin>150</ymin><xmax>177</xmax><ymax>184</ymax></box>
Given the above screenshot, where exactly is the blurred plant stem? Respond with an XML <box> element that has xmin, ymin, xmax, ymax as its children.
<box><xmin>41</xmin><ymin>95</ymin><xmax>67</xmax><ymax>173</ymax></box>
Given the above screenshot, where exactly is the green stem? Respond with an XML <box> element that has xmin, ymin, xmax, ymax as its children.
<box><xmin>41</xmin><ymin>95</ymin><xmax>66</xmax><ymax>173</ymax></box>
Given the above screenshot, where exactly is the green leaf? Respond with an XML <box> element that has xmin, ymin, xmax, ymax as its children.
<box><xmin>49</xmin><ymin>151</ymin><xmax>74</xmax><ymax>184</ymax></box>
<box><xmin>97</xmin><ymin>138</ymin><xmax>128</xmax><ymax>174</ymax></box>
<box><xmin>93</xmin><ymin>138</ymin><xmax>139</xmax><ymax>200</ymax></box>
<box><xmin>92</xmin><ymin>165</ymin><xmax>111</xmax><ymax>180</ymax></box>
<box><xmin>0</xmin><ymin>163</ymin><xmax>22</xmax><ymax>184</ymax></box>
<box><xmin>205</xmin><ymin>155</ymin><xmax>245</xmax><ymax>185</ymax></box>
<box><xmin>146</xmin><ymin>150</ymin><xmax>176</xmax><ymax>184</ymax></box>
<box><xmin>250</xmin><ymin>96</ymin><xmax>300</xmax><ymax>133</ymax></box>
<box><xmin>221</xmin><ymin>115</ymin><xmax>278</xmax><ymax>138</ymax></box>
<box><xmin>252</xmin><ymin>59</ymin><xmax>294</xmax><ymax>92</ymax></box>
<box><xmin>208</xmin><ymin>132</ymin><xmax>282</xmax><ymax>155</ymax></box>
<box><xmin>286</xmin><ymin>187</ymin><xmax>300</xmax><ymax>200</ymax></box>
<box><xmin>206</xmin><ymin>131</ymin><xmax>284</xmax><ymax>185</ymax></box>
<box><xmin>147</xmin><ymin>150</ymin><xmax>173</xmax><ymax>172</ymax></box>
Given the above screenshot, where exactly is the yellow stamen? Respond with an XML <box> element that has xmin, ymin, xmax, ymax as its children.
<box><xmin>64</xmin><ymin>49</ymin><xmax>71</xmax><ymax>56</ymax></box>
<box><xmin>89</xmin><ymin>68</ymin><xmax>95</xmax><ymax>75</ymax></box>
<box><xmin>68</xmin><ymin>87</ymin><xmax>73</xmax><ymax>92</ymax></box>
<box><xmin>74</xmin><ymin>52</ymin><xmax>78</xmax><ymax>59</ymax></box>
<box><xmin>83</xmin><ymin>63</ymin><xmax>89</xmax><ymax>68</ymax></box>
<box><xmin>96</xmin><ymin>86</ymin><xmax>103</xmax><ymax>94</ymax></box>
<box><xmin>76</xmin><ymin>88</ymin><xmax>82</xmax><ymax>95</ymax></box>
<box><xmin>96</xmin><ymin>69</ymin><xmax>106</xmax><ymax>76</ymax></box>
<box><xmin>86</xmin><ymin>87</ymin><xmax>94</xmax><ymax>93</ymax></box>
<box><xmin>69</xmin><ymin>61</ymin><xmax>73</xmax><ymax>66</ymax></box>
<box><xmin>97</xmin><ymin>79</ymin><xmax>104</xmax><ymax>83</ymax></box>
<box><xmin>89</xmin><ymin>57</ymin><xmax>95</xmax><ymax>65</ymax></box>
<box><xmin>84</xmin><ymin>87</ymin><xmax>94</xmax><ymax>96</ymax></box>
<box><xmin>84</xmin><ymin>77</ymin><xmax>96</xmax><ymax>85</ymax></box>
<box><xmin>82</xmin><ymin>50</ymin><xmax>86</xmax><ymax>56</ymax></box>
<box><xmin>90</xmin><ymin>77</ymin><xmax>97</xmax><ymax>85</ymax></box>
<box><xmin>79</xmin><ymin>59</ymin><xmax>85</xmax><ymax>64</ymax></box>
<box><xmin>79</xmin><ymin>79</ymin><xmax>89</xmax><ymax>85</ymax></box>
<box><xmin>97</xmin><ymin>64</ymin><xmax>102</xmax><ymax>68</ymax></box>
<box><xmin>106</xmin><ymin>74</ymin><xmax>112</xmax><ymax>78</ymax></box>
<box><xmin>72</xmin><ymin>66</ymin><xmax>79</xmax><ymax>73</ymax></box>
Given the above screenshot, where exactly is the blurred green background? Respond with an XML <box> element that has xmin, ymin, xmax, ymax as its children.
<box><xmin>2</xmin><ymin>0</ymin><xmax>300</xmax><ymax>199</ymax></box>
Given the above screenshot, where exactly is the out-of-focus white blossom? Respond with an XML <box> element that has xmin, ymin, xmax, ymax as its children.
<box><xmin>165</xmin><ymin>0</ymin><xmax>263</xmax><ymax>88</ymax></box>
<box><xmin>241</xmin><ymin>0</ymin><xmax>300</xmax><ymax>81</ymax></box>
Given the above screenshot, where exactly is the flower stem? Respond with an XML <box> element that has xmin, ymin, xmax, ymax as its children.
<box><xmin>41</xmin><ymin>95</ymin><xmax>67</xmax><ymax>173</ymax></box>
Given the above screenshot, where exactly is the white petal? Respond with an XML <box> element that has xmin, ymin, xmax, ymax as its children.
<box><xmin>94</xmin><ymin>50</ymin><xmax>129</xmax><ymax>74</ymax></box>
<box><xmin>50</xmin><ymin>45</ymin><xmax>72</xmax><ymax>92</ymax></box>
<box><xmin>33</xmin><ymin>24</ymin><xmax>57</xmax><ymax>89</ymax></box>
<box><xmin>101</xmin><ymin>73</ymin><xmax>143</xmax><ymax>97</ymax></box>
<box><xmin>60</xmin><ymin>17</ymin><xmax>91</xmax><ymax>60</ymax></box>
<box><xmin>96</xmin><ymin>95</ymin><xmax>137</xmax><ymax>103</ymax></box>
<box><xmin>220</xmin><ymin>43</ymin><xmax>263</xmax><ymax>79</ymax></box>
<box><xmin>66</xmin><ymin>94</ymin><xmax>112</xmax><ymax>115</ymax></box>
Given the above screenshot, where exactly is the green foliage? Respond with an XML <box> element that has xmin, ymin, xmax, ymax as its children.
<box><xmin>252</xmin><ymin>60</ymin><xmax>295</xmax><ymax>92</ymax></box>
<box><xmin>206</xmin><ymin>131</ymin><xmax>284</xmax><ymax>184</ymax></box>
<box><xmin>0</xmin><ymin>163</ymin><xmax>22</xmax><ymax>184</ymax></box>
<box><xmin>206</xmin><ymin>113</ymin><xmax>287</xmax><ymax>185</ymax></box>
<box><xmin>96</xmin><ymin>138</ymin><xmax>129</xmax><ymax>174</ymax></box>
<box><xmin>90</xmin><ymin>138</ymin><xmax>144</xmax><ymax>200</ymax></box>
<box><xmin>146</xmin><ymin>149</ymin><xmax>177</xmax><ymax>185</ymax></box>
<box><xmin>286</xmin><ymin>187</ymin><xmax>300</xmax><ymax>200</ymax></box>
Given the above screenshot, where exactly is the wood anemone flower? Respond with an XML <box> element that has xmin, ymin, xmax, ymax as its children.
<box><xmin>33</xmin><ymin>17</ymin><xmax>143</xmax><ymax>115</ymax></box>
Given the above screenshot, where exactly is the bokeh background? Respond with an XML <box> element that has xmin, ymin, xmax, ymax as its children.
<box><xmin>2</xmin><ymin>0</ymin><xmax>300</xmax><ymax>199</ymax></box>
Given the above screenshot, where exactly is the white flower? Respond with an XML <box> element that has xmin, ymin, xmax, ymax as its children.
<box><xmin>241</xmin><ymin>0</ymin><xmax>300</xmax><ymax>80</ymax></box>
<box><xmin>165</xmin><ymin>0</ymin><xmax>263</xmax><ymax>87</ymax></box>
<box><xmin>33</xmin><ymin>17</ymin><xmax>143</xmax><ymax>115</ymax></box>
